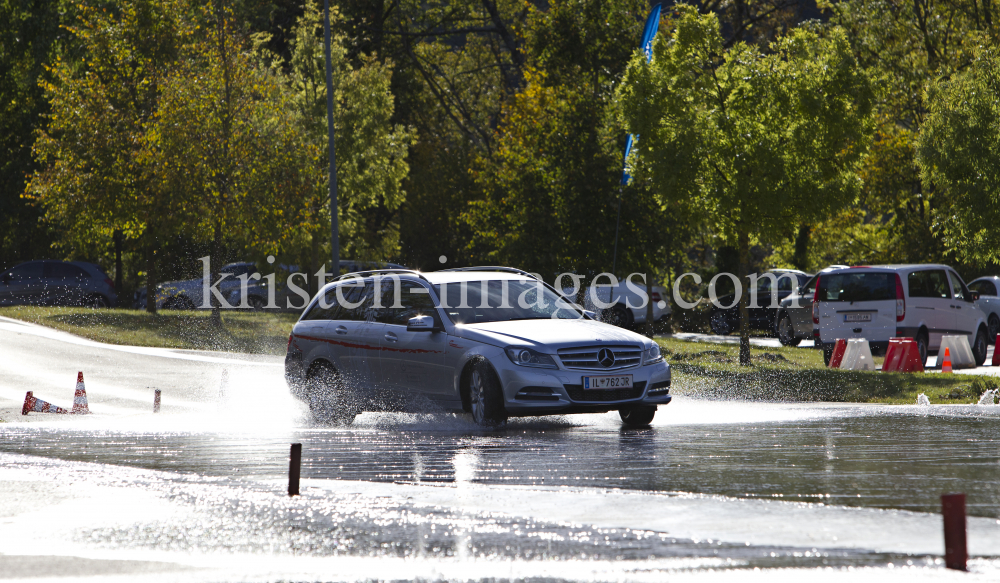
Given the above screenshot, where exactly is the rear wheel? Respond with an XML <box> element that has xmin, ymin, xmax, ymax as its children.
<box><xmin>916</xmin><ymin>330</ymin><xmax>929</xmax><ymax>366</ymax></box>
<box><xmin>989</xmin><ymin>315</ymin><xmax>999</xmax><ymax>344</ymax></box>
<box><xmin>823</xmin><ymin>345</ymin><xmax>833</xmax><ymax>366</ymax></box>
<box><xmin>605</xmin><ymin>305</ymin><xmax>634</xmax><ymax>329</ymax></box>
<box><xmin>248</xmin><ymin>295</ymin><xmax>265</xmax><ymax>311</ymax></box>
<box><xmin>777</xmin><ymin>314</ymin><xmax>800</xmax><ymax>347</ymax></box>
<box><xmin>619</xmin><ymin>405</ymin><xmax>656</xmax><ymax>428</ymax></box>
<box><xmin>973</xmin><ymin>326</ymin><xmax>989</xmax><ymax>366</ymax></box>
<box><xmin>709</xmin><ymin>311</ymin><xmax>732</xmax><ymax>335</ymax></box>
<box><xmin>87</xmin><ymin>294</ymin><xmax>109</xmax><ymax>309</ymax></box>
<box><xmin>468</xmin><ymin>360</ymin><xmax>507</xmax><ymax>427</ymax></box>
<box><xmin>307</xmin><ymin>365</ymin><xmax>356</xmax><ymax>426</ymax></box>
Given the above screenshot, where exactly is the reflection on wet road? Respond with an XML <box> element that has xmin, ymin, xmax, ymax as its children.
<box><xmin>6</xmin><ymin>404</ymin><xmax>1000</xmax><ymax>516</ymax></box>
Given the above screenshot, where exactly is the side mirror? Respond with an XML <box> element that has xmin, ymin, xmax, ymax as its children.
<box><xmin>970</xmin><ymin>291</ymin><xmax>980</xmax><ymax>301</ymax></box>
<box><xmin>407</xmin><ymin>315</ymin><xmax>439</xmax><ymax>332</ymax></box>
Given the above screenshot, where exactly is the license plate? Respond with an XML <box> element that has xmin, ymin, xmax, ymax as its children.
<box><xmin>583</xmin><ymin>375</ymin><xmax>633</xmax><ymax>389</ymax></box>
<box><xmin>844</xmin><ymin>313</ymin><xmax>872</xmax><ymax>323</ymax></box>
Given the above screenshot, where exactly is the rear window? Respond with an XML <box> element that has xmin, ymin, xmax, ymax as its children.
<box><xmin>970</xmin><ymin>280</ymin><xmax>998</xmax><ymax>297</ymax></box>
<box><xmin>817</xmin><ymin>272</ymin><xmax>895</xmax><ymax>302</ymax></box>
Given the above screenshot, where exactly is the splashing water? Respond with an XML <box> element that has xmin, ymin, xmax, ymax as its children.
<box><xmin>978</xmin><ymin>389</ymin><xmax>998</xmax><ymax>406</ymax></box>
<box><xmin>916</xmin><ymin>393</ymin><xmax>931</xmax><ymax>406</ymax></box>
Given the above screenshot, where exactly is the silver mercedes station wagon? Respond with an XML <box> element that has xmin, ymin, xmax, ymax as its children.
<box><xmin>284</xmin><ymin>267</ymin><xmax>672</xmax><ymax>427</ymax></box>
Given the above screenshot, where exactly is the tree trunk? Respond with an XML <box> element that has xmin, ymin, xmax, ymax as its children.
<box><xmin>113</xmin><ymin>229</ymin><xmax>123</xmax><ymax>294</ymax></box>
<box><xmin>644</xmin><ymin>273</ymin><xmax>655</xmax><ymax>338</ymax></box>
<box><xmin>211</xmin><ymin>226</ymin><xmax>223</xmax><ymax>327</ymax></box>
<box><xmin>792</xmin><ymin>224</ymin><xmax>811</xmax><ymax>272</ymax></box>
<box><xmin>310</xmin><ymin>229</ymin><xmax>320</xmax><ymax>298</ymax></box>
<box><xmin>144</xmin><ymin>238</ymin><xmax>157</xmax><ymax>315</ymax></box>
<box><xmin>738</xmin><ymin>229</ymin><xmax>751</xmax><ymax>366</ymax></box>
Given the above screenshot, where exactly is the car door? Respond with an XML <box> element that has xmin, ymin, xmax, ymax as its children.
<box><xmin>0</xmin><ymin>262</ymin><xmax>44</xmax><ymax>306</ymax></box>
<box><xmin>329</xmin><ymin>280</ymin><xmax>383</xmax><ymax>391</ymax></box>
<box><xmin>907</xmin><ymin>269</ymin><xmax>953</xmax><ymax>349</ymax></box>
<box><xmin>970</xmin><ymin>279</ymin><xmax>1000</xmax><ymax>337</ymax></box>
<box><xmin>377</xmin><ymin>278</ymin><xmax>449</xmax><ymax>397</ymax></box>
<box><xmin>44</xmin><ymin>262</ymin><xmax>90</xmax><ymax>305</ymax></box>
<box><xmin>947</xmin><ymin>271</ymin><xmax>978</xmax><ymax>338</ymax></box>
<box><xmin>789</xmin><ymin>276</ymin><xmax>818</xmax><ymax>337</ymax></box>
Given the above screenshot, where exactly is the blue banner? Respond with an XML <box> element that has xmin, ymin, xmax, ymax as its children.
<box><xmin>621</xmin><ymin>3</ymin><xmax>661</xmax><ymax>186</ymax></box>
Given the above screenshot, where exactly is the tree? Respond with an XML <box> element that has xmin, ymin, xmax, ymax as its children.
<box><xmin>917</xmin><ymin>46</ymin><xmax>1000</xmax><ymax>265</ymax></box>
<box><xmin>26</xmin><ymin>0</ymin><xmax>187</xmax><ymax>312</ymax></box>
<box><xmin>618</xmin><ymin>7</ymin><xmax>876</xmax><ymax>364</ymax></box>
<box><xmin>281</xmin><ymin>0</ymin><xmax>413</xmax><ymax>287</ymax></box>
<box><xmin>151</xmin><ymin>3</ymin><xmax>316</xmax><ymax>322</ymax></box>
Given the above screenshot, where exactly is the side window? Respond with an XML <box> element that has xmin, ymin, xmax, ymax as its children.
<box><xmin>8</xmin><ymin>262</ymin><xmax>43</xmax><ymax>281</ymax></box>
<box><xmin>970</xmin><ymin>280</ymin><xmax>998</xmax><ymax>296</ymax></box>
<box><xmin>378</xmin><ymin>280</ymin><xmax>438</xmax><ymax>325</ymax></box>
<box><xmin>909</xmin><ymin>270</ymin><xmax>951</xmax><ymax>299</ymax></box>
<box><xmin>340</xmin><ymin>281</ymin><xmax>375</xmax><ymax>321</ymax></box>
<box><xmin>302</xmin><ymin>287</ymin><xmax>343</xmax><ymax>321</ymax></box>
<box><xmin>46</xmin><ymin>262</ymin><xmax>89</xmax><ymax>280</ymax></box>
<box><xmin>777</xmin><ymin>276</ymin><xmax>794</xmax><ymax>292</ymax></box>
<box><xmin>948</xmin><ymin>271</ymin><xmax>970</xmax><ymax>302</ymax></box>
<box><xmin>802</xmin><ymin>276</ymin><xmax>818</xmax><ymax>295</ymax></box>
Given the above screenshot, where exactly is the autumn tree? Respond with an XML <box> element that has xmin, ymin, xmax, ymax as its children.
<box><xmin>917</xmin><ymin>46</ymin><xmax>1000</xmax><ymax>265</ymax></box>
<box><xmin>618</xmin><ymin>7</ymin><xmax>876</xmax><ymax>364</ymax></box>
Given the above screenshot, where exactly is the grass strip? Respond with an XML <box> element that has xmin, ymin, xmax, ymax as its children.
<box><xmin>0</xmin><ymin>306</ymin><xmax>297</xmax><ymax>355</ymax></box>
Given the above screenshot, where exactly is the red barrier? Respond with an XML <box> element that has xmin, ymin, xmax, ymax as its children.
<box><xmin>942</xmin><ymin>493</ymin><xmax>967</xmax><ymax>571</ymax></box>
<box><xmin>993</xmin><ymin>334</ymin><xmax>1000</xmax><ymax>366</ymax></box>
<box><xmin>882</xmin><ymin>337</ymin><xmax>924</xmax><ymax>373</ymax></box>
<box><xmin>828</xmin><ymin>338</ymin><xmax>847</xmax><ymax>368</ymax></box>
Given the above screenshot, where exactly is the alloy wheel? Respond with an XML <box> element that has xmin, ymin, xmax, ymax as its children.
<box><xmin>470</xmin><ymin>369</ymin><xmax>486</xmax><ymax>424</ymax></box>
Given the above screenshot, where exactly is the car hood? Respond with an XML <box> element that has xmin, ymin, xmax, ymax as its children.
<box><xmin>454</xmin><ymin>318</ymin><xmax>650</xmax><ymax>351</ymax></box>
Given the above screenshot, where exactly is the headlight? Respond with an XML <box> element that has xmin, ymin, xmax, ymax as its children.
<box><xmin>644</xmin><ymin>343</ymin><xmax>664</xmax><ymax>365</ymax></box>
<box><xmin>505</xmin><ymin>347</ymin><xmax>558</xmax><ymax>369</ymax></box>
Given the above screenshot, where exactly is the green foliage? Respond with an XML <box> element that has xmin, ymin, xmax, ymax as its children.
<box><xmin>917</xmin><ymin>46</ymin><xmax>1000</xmax><ymax>265</ymax></box>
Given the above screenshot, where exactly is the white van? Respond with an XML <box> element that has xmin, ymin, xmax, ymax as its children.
<box><xmin>813</xmin><ymin>265</ymin><xmax>989</xmax><ymax>366</ymax></box>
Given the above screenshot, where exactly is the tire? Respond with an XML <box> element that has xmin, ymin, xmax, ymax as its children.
<box><xmin>468</xmin><ymin>360</ymin><xmax>507</xmax><ymax>427</ymax></box>
<box><xmin>165</xmin><ymin>296</ymin><xmax>195</xmax><ymax>311</ymax></box>
<box><xmin>306</xmin><ymin>365</ymin><xmax>357</xmax><ymax>426</ymax></box>
<box><xmin>248</xmin><ymin>296</ymin><xmax>265</xmax><ymax>311</ymax></box>
<box><xmin>823</xmin><ymin>346</ymin><xmax>833</xmax><ymax>366</ymax></box>
<box><xmin>916</xmin><ymin>330</ymin><xmax>929</xmax><ymax>366</ymax></box>
<box><xmin>973</xmin><ymin>326</ymin><xmax>989</xmax><ymax>367</ymax></box>
<box><xmin>777</xmin><ymin>314</ymin><xmax>800</xmax><ymax>347</ymax></box>
<box><xmin>619</xmin><ymin>405</ymin><xmax>656</xmax><ymax>428</ymax></box>
<box><xmin>989</xmin><ymin>315</ymin><xmax>999</xmax><ymax>345</ymax></box>
<box><xmin>604</xmin><ymin>304</ymin><xmax>634</xmax><ymax>329</ymax></box>
<box><xmin>709</xmin><ymin>311</ymin><xmax>732</xmax><ymax>335</ymax></box>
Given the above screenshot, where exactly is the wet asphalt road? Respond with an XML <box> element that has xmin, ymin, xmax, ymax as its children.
<box><xmin>4</xmin><ymin>317</ymin><xmax>1000</xmax><ymax>580</ymax></box>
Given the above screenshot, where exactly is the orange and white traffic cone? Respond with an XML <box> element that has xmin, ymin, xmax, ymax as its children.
<box><xmin>941</xmin><ymin>347</ymin><xmax>953</xmax><ymax>374</ymax></box>
<box><xmin>21</xmin><ymin>391</ymin><xmax>69</xmax><ymax>415</ymax></box>
<box><xmin>71</xmin><ymin>371</ymin><xmax>90</xmax><ymax>414</ymax></box>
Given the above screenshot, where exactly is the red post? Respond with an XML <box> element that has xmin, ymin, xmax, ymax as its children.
<box><xmin>942</xmin><ymin>493</ymin><xmax>967</xmax><ymax>571</ymax></box>
<box><xmin>289</xmin><ymin>443</ymin><xmax>302</xmax><ymax>496</ymax></box>
<box><xmin>153</xmin><ymin>389</ymin><xmax>161</xmax><ymax>413</ymax></box>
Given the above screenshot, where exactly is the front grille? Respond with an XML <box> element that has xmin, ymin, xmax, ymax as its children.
<box><xmin>557</xmin><ymin>345</ymin><xmax>643</xmax><ymax>370</ymax></box>
<box><xmin>564</xmin><ymin>381</ymin><xmax>646</xmax><ymax>403</ymax></box>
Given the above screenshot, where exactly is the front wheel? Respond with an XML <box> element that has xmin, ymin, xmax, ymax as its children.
<box><xmin>605</xmin><ymin>305</ymin><xmax>634</xmax><ymax>329</ymax></box>
<box><xmin>973</xmin><ymin>326</ymin><xmax>988</xmax><ymax>366</ymax></box>
<box><xmin>619</xmin><ymin>406</ymin><xmax>656</xmax><ymax>428</ymax></box>
<box><xmin>777</xmin><ymin>314</ymin><xmax>800</xmax><ymax>347</ymax></box>
<box><xmin>469</xmin><ymin>361</ymin><xmax>507</xmax><ymax>427</ymax></box>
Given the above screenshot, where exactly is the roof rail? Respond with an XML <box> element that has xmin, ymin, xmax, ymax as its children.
<box><xmin>333</xmin><ymin>269</ymin><xmax>430</xmax><ymax>283</ymax></box>
<box><xmin>438</xmin><ymin>266</ymin><xmax>539</xmax><ymax>280</ymax></box>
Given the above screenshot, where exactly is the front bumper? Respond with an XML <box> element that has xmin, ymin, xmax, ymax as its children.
<box><xmin>497</xmin><ymin>361</ymin><xmax>672</xmax><ymax>415</ymax></box>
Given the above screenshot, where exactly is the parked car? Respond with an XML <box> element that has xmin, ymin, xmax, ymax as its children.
<box><xmin>285</xmin><ymin>266</ymin><xmax>672</xmax><ymax>428</ymax></box>
<box><xmin>0</xmin><ymin>260</ymin><xmax>117</xmax><ymax>308</ymax></box>
<box><xmin>967</xmin><ymin>276</ymin><xmax>1000</xmax><ymax>342</ymax></box>
<box><xmin>563</xmin><ymin>279</ymin><xmax>671</xmax><ymax>330</ymax></box>
<box><xmin>814</xmin><ymin>265</ymin><xmax>989</xmax><ymax>366</ymax></box>
<box><xmin>146</xmin><ymin>260</ymin><xmax>407</xmax><ymax>310</ymax></box>
<box><xmin>709</xmin><ymin>269</ymin><xmax>813</xmax><ymax>336</ymax></box>
<box><xmin>774</xmin><ymin>265</ymin><xmax>848</xmax><ymax>346</ymax></box>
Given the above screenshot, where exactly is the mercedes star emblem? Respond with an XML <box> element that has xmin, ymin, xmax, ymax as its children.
<box><xmin>597</xmin><ymin>348</ymin><xmax>615</xmax><ymax>368</ymax></box>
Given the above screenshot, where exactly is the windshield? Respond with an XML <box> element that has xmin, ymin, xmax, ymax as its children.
<box><xmin>433</xmin><ymin>279</ymin><xmax>583</xmax><ymax>324</ymax></box>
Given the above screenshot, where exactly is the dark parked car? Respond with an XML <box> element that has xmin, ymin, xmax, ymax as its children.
<box><xmin>708</xmin><ymin>269</ymin><xmax>812</xmax><ymax>336</ymax></box>
<box><xmin>774</xmin><ymin>265</ymin><xmax>848</xmax><ymax>346</ymax></box>
<box><xmin>0</xmin><ymin>260</ymin><xmax>117</xmax><ymax>308</ymax></box>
